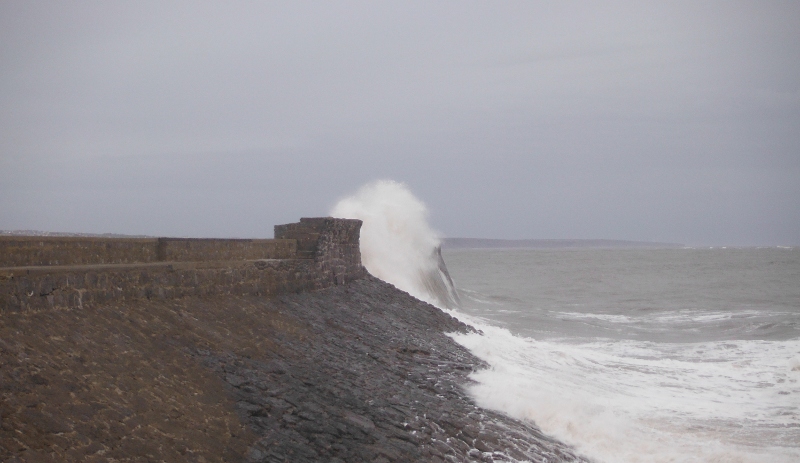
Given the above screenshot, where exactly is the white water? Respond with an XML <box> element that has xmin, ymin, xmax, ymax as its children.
<box><xmin>330</xmin><ymin>180</ymin><xmax>800</xmax><ymax>463</ymax></box>
<box><xmin>451</xmin><ymin>321</ymin><xmax>800</xmax><ymax>463</ymax></box>
<box><xmin>330</xmin><ymin>180</ymin><xmax>442</xmax><ymax>306</ymax></box>
<box><xmin>447</xmin><ymin>247</ymin><xmax>800</xmax><ymax>463</ymax></box>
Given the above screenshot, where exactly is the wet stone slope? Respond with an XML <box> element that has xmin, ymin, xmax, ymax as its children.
<box><xmin>1</xmin><ymin>275</ymin><xmax>588</xmax><ymax>462</ymax></box>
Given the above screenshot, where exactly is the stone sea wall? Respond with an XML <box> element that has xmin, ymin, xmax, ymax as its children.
<box><xmin>0</xmin><ymin>218</ymin><xmax>366</xmax><ymax>312</ymax></box>
<box><xmin>0</xmin><ymin>216</ymin><xmax>588</xmax><ymax>462</ymax></box>
<box><xmin>0</xmin><ymin>237</ymin><xmax>296</xmax><ymax>268</ymax></box>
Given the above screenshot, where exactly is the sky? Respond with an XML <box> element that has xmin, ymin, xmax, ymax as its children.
<box><xmin>1</xmin><ymin>1</ymin><xmax>798</xmax><ymax>245</ymax></box>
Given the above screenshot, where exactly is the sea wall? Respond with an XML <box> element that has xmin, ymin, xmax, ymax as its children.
<box><xmin>0</xmin><ymin>237</ymin><xmax>296</xmax><ymax>268</ymax></box>
<box><xmin>0</xmin><ymin>216</ymin><xmax>588</xmax><ymax>463</ymax></box>
<box><xmin>0</xmin><ymin>218</ymin><xmax>366</xmax><ymax>312</ymax></box>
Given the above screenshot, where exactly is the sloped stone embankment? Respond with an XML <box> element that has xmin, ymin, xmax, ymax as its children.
<box><xmin>0</xmin><ymin>217</ymin><xmax>588</xmax><ymax>462</ymax></box>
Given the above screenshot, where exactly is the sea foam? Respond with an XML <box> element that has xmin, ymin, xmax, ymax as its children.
<box><xmin>449</xmin><ymin>317</ymin><xmax>800</xmax><ymax>463</ymax></box>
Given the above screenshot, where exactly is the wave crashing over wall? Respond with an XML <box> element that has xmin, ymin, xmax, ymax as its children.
<box><xmin>331</xmin><ymin>180</ymin><xmax>459</xmax><ymax>309</ymax></box>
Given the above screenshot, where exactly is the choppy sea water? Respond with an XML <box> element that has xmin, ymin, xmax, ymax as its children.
<box><xmin>443</xmin><ymin>247</ymin><xmax>800</xmax><ymax>463</ymax></box>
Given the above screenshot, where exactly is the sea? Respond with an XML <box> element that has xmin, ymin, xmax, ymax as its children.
<box><xmin>330</xmin><ymin>180</ymin><xmax>800</xmax><ymax>463</ymax></box>
<box><xmin>442</xmin><ymin>247</ymin><xmax>800</xmax><ymax>463</ymax></box>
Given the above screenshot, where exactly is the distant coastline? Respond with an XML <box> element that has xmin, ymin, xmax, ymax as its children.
<box><xmin>442</xmin><ymin>238</ymin><xmax>684</xmax><ymax>249</ymax></box>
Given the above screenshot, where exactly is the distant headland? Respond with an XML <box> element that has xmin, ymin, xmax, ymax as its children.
<box><xmin>443</xmin><ymin>238</ymin><xmax>684</xmax><ymax>249</ymax></box>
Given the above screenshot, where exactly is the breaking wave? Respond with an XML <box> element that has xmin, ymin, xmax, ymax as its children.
<box><xmin>330</xmin><ymin>180</ymin><xmax>459</xmax><ymax>309</ymax></box>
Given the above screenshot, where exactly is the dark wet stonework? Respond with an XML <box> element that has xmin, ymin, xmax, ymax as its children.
<box><xmin>201</xmin><ymin>276</ymin><xmax>588</xmax><ymax>463</ymax></box>
<box><xmin>1</xmin><ymin>275</ymin><xmax>588</xmax><ymax>462</ymax></box>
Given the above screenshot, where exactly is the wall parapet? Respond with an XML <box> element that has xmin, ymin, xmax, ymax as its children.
<box><xmin>0</xmin><ymin>217</ymin><xmax>366</xmax><ymax>312</ymax></box>
<box><xmin>0</xmin><ymin>236</ymin><xmax>296</xmax><ymax>267</ymax></box>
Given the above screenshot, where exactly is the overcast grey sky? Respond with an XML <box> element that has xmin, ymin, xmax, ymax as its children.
<box><xmin>1</xmin><ymin>1</ymin><xmax>798</xmax><ymax>245</ymax></box>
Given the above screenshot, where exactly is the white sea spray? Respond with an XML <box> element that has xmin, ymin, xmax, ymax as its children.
<box><xmin>330</xmin><ymin>179</ymin><xmax>445</xmax><ymax>306</ymax></box>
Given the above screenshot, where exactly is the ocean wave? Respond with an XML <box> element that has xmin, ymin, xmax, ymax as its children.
<box><xmin>446</xmin><ymin>311</ymin><xmax>800</xmax><ymax>463</ymax></box>
<box><xmin>556</xmin><ymin>309</ymin><xmax>798</xmax><ymax>329</ymax></box>
<box><xmin>330</xmin><ymin>180</ymin><xmax>459</xmax><ymax>309</ymax></box>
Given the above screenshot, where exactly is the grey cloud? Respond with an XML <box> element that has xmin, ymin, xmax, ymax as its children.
<box><xmin>1</xmin><ymin>1</ymin><xmax>798</xmax><ymax>245</ymax></box>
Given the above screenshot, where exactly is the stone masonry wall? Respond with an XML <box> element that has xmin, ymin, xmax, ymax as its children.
<box><xmin>0</xmin><ymin>237</ymin><xmax>296</xmax><ymax>268</ymax></box>
<box><xmin>0</xmin><ymin>218</ymin><xmax>365</xmax><ymax>312</ymax></box>
<box><xmin>274</xmin><ymin>217</ymin><xmax>365</xmax><ymax>287</ymax></box>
